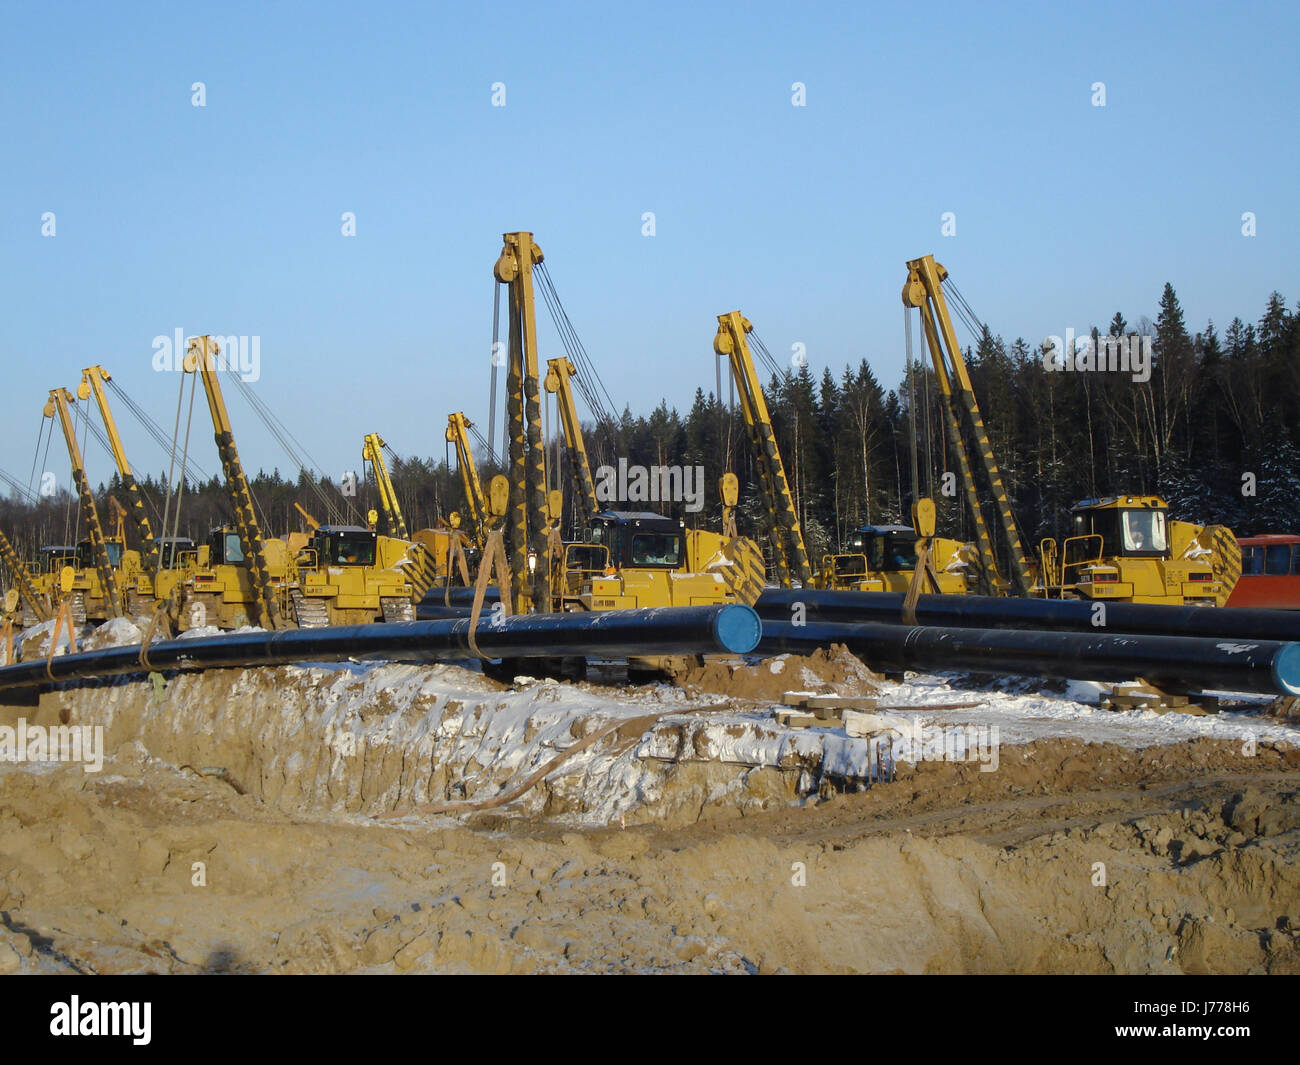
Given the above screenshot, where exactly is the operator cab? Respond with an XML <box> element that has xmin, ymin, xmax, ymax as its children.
<box><xmin>206</xmin><ymin>526</ymin><xmax>248</xmax><ymax>565</ymax></box>
<box><xmin>1069</xmin><ymin>497</ymin><xmax>1169</xmax><ymax>559</ymax></box>
<box><xmin>586</xmin><ymin>511</ymin><xmax>685</xmax><ymax>570</ymax></box>
<box><xmin>39</xmin><ymin>545</ymin><xmax>78</xmax><ymax>573</ymax></box>
<box><xmin>310</xmin><ymin>525</ymin><xmax>378</xmax><ymax>567</ymax></box>
<box><xmin>841</xmin><ymin>525</ymin><xmax>919</xmax><ymax>573</ymax></box>
<box><xmin>75</xmin><ymin>538</ymin><xmax>124</xmax><ymax>570</ymax></box>
<box><xmin>155</xmin><ymin>536</ymin><xmax>196</xmax><ymax>568</ymax></box>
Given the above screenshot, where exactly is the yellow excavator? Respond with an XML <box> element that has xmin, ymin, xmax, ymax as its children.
<box><xmin>78</xmin><ymin>364</ymin><xmax>193</xmax><ymax>620</ymax></box>
<box><xmin>445</xmin><ymin>413</ymin><xmax>489</xmax><ymax>550</ymax></box>
<box><xmin>25</xmin><ymin>546</ymin><xmax>78</xmax><ymax>626</ymax></box>
<box><xmin>291</xmin><ymin>520</ymin><xmax>417</xmax><ymax>625</ymax></box>
<box><xmin>542</xmin><ymin>352</ymin><xmax>765</xmax><ymax>609</ymax></box>
<box><xmin>284</xmin><ymin>491</ymin><xmax>419</xmax><ymax>628</ymax></box>
<box><xmin>182</xmin><ymin>336</ymin><xmax>292</xmax><ymax>630</ymax></box>
<box><xmin>493</xmin><ymin>230</ymin><xmax>558</xmax><ymax>615</ymax></box>
<box><xmin>360</xmin><ymin>431</ymin><xmax>453</xmax><ymax>602</ymax></box>
<box><xmin>712</xmin><ymin>310</ymin><xmax>970</xmax><ymax>595</ymax></box>
<box><xmin>42</xmin><ymin>386</ymin><xmax>126</xmax><ymax>623</ymax></box>
<box><xmin>487</xmin><ymin>231</ymin><xmax>764</xmax><ymax>614</ymax></box>
<box><xmin>0</xmin><ymin>527</ymin><xmax>49</xmax><ymax>627</ymax></box>
<box><xmin>184</xmin><ymin>341</ymin><xmax>428</xmax><ymax>630</ymax></box>
<box><xmin>902</xmin><ymin>253</ymin><xmax>1239</xmax><ymax>605</ymax></box>
<box><xmin>1038</xmin><ymin>495</ymin><xmax>1237</xmax><ymax>605</ymax></box>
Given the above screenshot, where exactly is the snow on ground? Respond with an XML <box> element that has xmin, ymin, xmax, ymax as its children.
<box><xmin>14</xmin><ymin>617</ymin><xmax>91</xmax><ymax>660</ymax></box>
<box><xmin>243</xmin><ymin>658</ymin><xmax>1300</xmax><ymax>824</ymax></box>
<box><xmin>873</xmin><ymin>672</ymin><xmax>1300</xmax><ymax>750</ymax></box>
<box><xmin>80</xmin><ymin>616</ymin><xmax>145</xmax><ymax>650</ymax></box>
<box><xmin>253</xmin><ymin>660</ymin><xmax>729</xmax><ymax>824</ymax></box>
<box><xmin>176</xmin><ymin>624</ymin><xmax>267</xmax><ymax>640</ymax></box>
<box><xmin>284</xmin><ymin>659</ymin><xmax>1300</xmax><ymax>767</ymax></box>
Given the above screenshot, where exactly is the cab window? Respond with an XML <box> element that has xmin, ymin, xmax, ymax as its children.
<box><xmin>630</xmin><ymin>533</ymin><xmax>681</xmax><ymax>567</ymax></box>
<box><xmin>1242</xmin><ymin>546</ymin><xmax>1264</xmax><ymax>575</ymax></box>
<box><xmin>1075</xmin><ymin>510</ymin><xmax>1120</xmax><ymax>557</ymax></box>
<box><xmin>587</xmin><ymin>524</ymin><xmax>624</xmax><ymax>564</ymax></box>
<box><xmin>565</xmin><ymin>544</ymin><xmax>607</xmax><ymax>572</ymax></box>
<box><xmin>1121</xmin><ymin>510</ymin><xmax>1167</xmax><ymax>553</ymax></box>
<box><xmin>881</xmin><ymin>535</ymin><xmax>918</xmax><ymax>571</ymax></box>
<box><xmin>1265</xmin><ymin>544</ymin><xmax>1291</xmax><ymax>575</ymax></box>
<box><xmin>331</xmin><ymin>536</ymin><xmax>375</xmax><ymax>565</ymax></box>
<box><xmin>833</xmin><ymin>554</ymin><xmax>867</xmax><ymax>577</ymax></box>
<box><xmin>224</xmin><ymin>533</ymin><xmax>245</xmax><ymax>563</ymax></box>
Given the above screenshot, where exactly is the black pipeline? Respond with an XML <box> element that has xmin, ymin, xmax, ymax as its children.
<box><xmin>416</xmin><ymin>586</ymin><xmax>492</xmax><ymax>620</ymax></box>
<box><xmin>0</xmin><ymin>604</ymin><xmax>762</xmax><ymax>694</ymax></box>
<box><xmin>760</xmin><ymin>620</ymin><xmax>1300</xmax><ymax>696</ymax></box>
<box><xmin>757</xmin><ymin>589</ymin><xmax>1300</xmax><ymax>643</ymax></box>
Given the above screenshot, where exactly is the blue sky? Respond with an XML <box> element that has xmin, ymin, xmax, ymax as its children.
<box><xmin>1</xmin><ymin>0</ymin><xmax>1295</xmax><ymax>493</ymax></box>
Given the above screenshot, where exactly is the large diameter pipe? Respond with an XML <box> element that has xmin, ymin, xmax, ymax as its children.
<box><xmin>415</xmin><ymin>603</ymin><xmax>474</xmax><ymax>620</ymax></box>
<box><xmin>760</xmin><ymin>620</ymin><xmax>1300</xmax><ymax>696</ymax></box>
<box><xmin>416</xmin><ymin>586</ymin><xmax>495</xmax><ymax>619</ymax></box>
<box><xmin>757</xmin><ymin>589</ymin><xmax>1300</xmax><ymax>643</ymax></box>
<box><xmin>421</xmin><ymin>586</ymin><xmax>497</xmax><ymax>607</ymax></box>
<box><xmin>0</xmin><ymin>604</ymin><xmax>761</xmax><ymax>693</ymax></box>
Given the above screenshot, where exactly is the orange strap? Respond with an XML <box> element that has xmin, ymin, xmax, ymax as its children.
<box><xmin>467</xmin><ymin>530</ymin><xmax>512</xmax><ymax>660</ymax></box>
<box><xmin>46</xmin><ymin>598</ymin><xmax>77</xmax><ymax>681</ymax></box>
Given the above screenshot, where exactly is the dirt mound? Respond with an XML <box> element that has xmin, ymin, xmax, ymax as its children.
<box><xmin>670</xmin><ymin>644</ymin><xmax>883</xmax><ymax>703</ymax></box>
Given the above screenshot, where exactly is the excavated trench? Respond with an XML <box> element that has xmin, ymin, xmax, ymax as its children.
<box><xmin>0</xmin><ymin>653</ymin><xmax>1298</xmax><ymax>974</ymax></box>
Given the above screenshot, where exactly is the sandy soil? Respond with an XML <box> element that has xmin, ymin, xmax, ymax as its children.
<box><xmin>1</xmin><ymin>651</ymin><xmax>1298</xmax><ymax>975</ymax></box>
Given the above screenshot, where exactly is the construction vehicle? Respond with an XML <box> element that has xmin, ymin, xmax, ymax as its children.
<box><xmin>0</xmin><ymin>528</ymin><xmax>50</xmax><ymax>627</ymax></box>
<box><xmin>542</xmin><ymin>359</ymin><xmax>600</xmax><ymax>528</ymax></box>
<box><xmin>542</xmin><ymin>352</ymin><xmax>765</xmax><ymax>610</ymax></box>
<box><xmin>43</xmin><ymin>386</ymin><xmax>125</xmax><ymax>622</ymax></box>
<box><xmin>77</xmin><ymin>365</ymin><xmax>161</xmax><ymax>613</ymax></box>
<box><xmin>291</xmin><ymin>523</ymin><xmax>416</xmax><ymax>626</ymax></box>
<box><xmin>1038</xmin><ymin>495</ymin><xmax>1237</xmax><ymax>606</ymax></box>
<box><xmin>712</xmin><ymin>310</ymin><xmax>969</xmax><ymax>595</ymax></box>
<box><xmin>77</xmin><ymin>364</ymin><xmax>206</xmax><ymax>624</ymax></box>
<box><xmin>184</xmin><ymin>339</ymin><xmax>422</xmax><ymax>629</ymax></box>
<box><xmin>445</xmin><ymin>412</ymin><xmax>490</xmax><ymax>550</ymax></box>
<box><xmin>359</xmin><ymin>432</ymin><xmax>449</xmax><ymax>602</ymax></box>
<box><xmin>568</xmin><ymin>509</ymin><xmax>764</xmax><ymax>611</ymax></box>
<box><xmin>903</xmin><ymin>253</ymin><xmax>1239</xmax><ymax>605</ymax></box>
<box><xmin>712</xmin><ymin>312</ymin><xmax>813</xmax><ymax>588</ymax></box>
<box><xmin>182</xmin><ymin>337</ymin><xmax>290</xmax><ymax>630</ymax></box>
<box><xmin>817</xmin><ymin>524</ymin><xmax>971</xmax><ymax>595</ymax></box>
<box><xmin>361</xmin><ymin>433</ymin><xmax>409</xmax><ymax>539</ymax></box>
<box><xmin>182</xmin><ymin>524</ymin><xmax>291</xmax><ymax>631</ymax></box>
<box><xmin>24</xmin><ymin>546</ymin><xmax>78</xmax><ymax>624</ymax></box>
<box><xmin>494</xmin><ymin>230</ymin><xmax>555</xmax><ymax>615</ymax></box>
